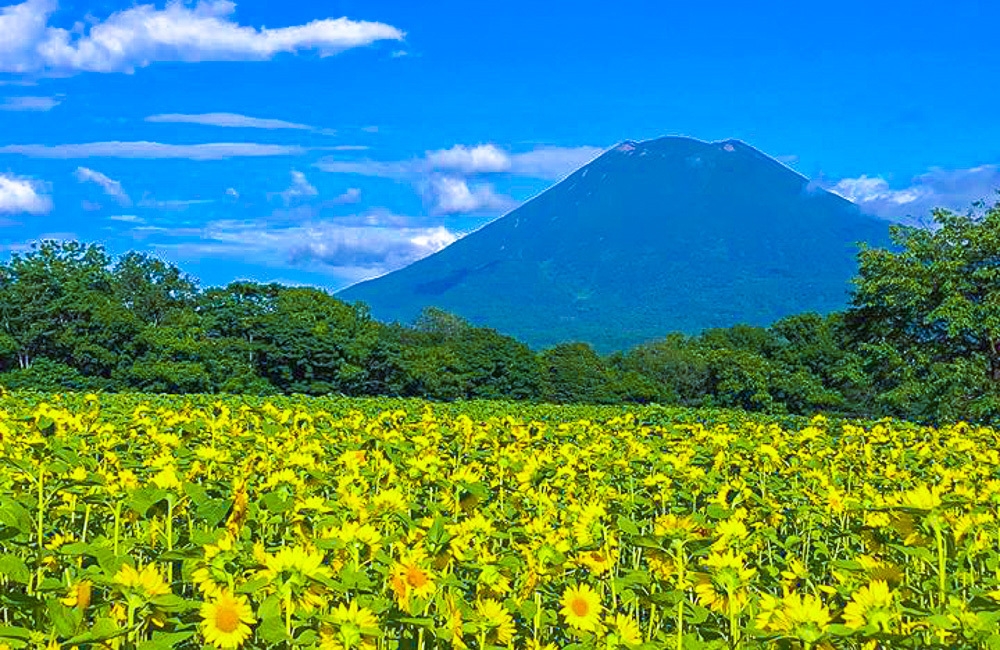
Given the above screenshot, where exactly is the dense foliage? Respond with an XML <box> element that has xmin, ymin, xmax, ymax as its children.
<box><xmin>2</xmin><ymin>200</ymin><xmax>999</xmax><ymax>424</ymax></box>
<box><xmin>1</xmin><ymin>394</ymin><xmax>999</xmax><ymax>649</ymax></box>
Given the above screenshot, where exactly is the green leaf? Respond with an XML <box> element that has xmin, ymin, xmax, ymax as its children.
<box><xmin>616</xmin><ymin>515</ymin><xmax>640</xmax><ymax>536</ymax></box>
<box><xmin>0</xmin><ymin>497</ymin><xmax>32</xmax><ymax>535</ymax></box>
<box><xmin>261</xmin><ymin>491</ymin><xmax>293</xmax><ymax>514</ymax></box>
<box><xmin>0</xmin><ymin>554</ymin><xmax>31</xmax><ymax>584</ymax></box>
<box><xmin>138</xmin><ymin>631</ymin><xmax>195</xmax><ymax>650</ymax></box>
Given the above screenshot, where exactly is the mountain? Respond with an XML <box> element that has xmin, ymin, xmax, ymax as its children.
<box><xmin>338</xmin><ymin>136</ymin><xmax>892</xmax><ymax>352</ymax></box>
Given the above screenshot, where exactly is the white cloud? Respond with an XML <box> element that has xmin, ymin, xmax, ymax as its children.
<box><xmin>145</xmin><ymin>112</ymin><xmax>335</xmax><ymax>134</ymax></box>
<box><xmin>0</xmin><ymin>0</ymin><xmax>405</xmax><ymax>74</ymax></box>
<box><xmin>0</xmin><ymin>141</ymin><xmax>305</xmax><ymax>159</ymax></box>
<box><xmin>74</xmin><ymin>166</ymin><xmax>130</xmax><ymax>205</ymax></box>
<box><xmin>0</xmin><ymin>172</ymin><xmax>51</xmax><ymax>214</ymax></box>
<box><xmin>333</xmin><ymin>187</ymin><xmax>361</xmax><ymax>204</ymax></box>
<box><xmin>426</xmin><ymin>144</ymin><xmax>511</xmax><ymax>174</ymax></box>
<box><xmin>108</xmin><ymin>214</ymin><xmax>144</xmax><ymax>223</ymax></box>
<box><xmin>826</xmin><ymin>166</ymin><xmax>1000</xmax><ymax>223</ymax></box>
<box><xmin>424</xmin><ymin>175</ymin><xmax>516</xmax><ymax>215</ymax></box>
<box><xmin>276</xmin><ymin>170</ymin><xmax>318</xmax><ymax>204</ymax></box>
<box><xmin>0</xmin><ymin>94</ymin><xmax>58</xmax><ymax>110</ymax></box>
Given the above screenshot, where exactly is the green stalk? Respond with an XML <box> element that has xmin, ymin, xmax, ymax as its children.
<box><xmin>675</xmin><ymin>545</ymin><xmax>685</xmax><ymax>650</ymax></box>
<box><xmin>36</xmin><ymin>464</ymin><xmax>45</xmax><ymax>550</ymax></box>
<box><xmin>934</xmin><ymin>520</ymin><xmax>947</xmax><ymax>609</ymax></box>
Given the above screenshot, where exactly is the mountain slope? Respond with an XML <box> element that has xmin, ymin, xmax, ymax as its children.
<box><xmin>339</xmin><ymin>136</ymin><xmax>891</xmax><ymax>352</ymax></box>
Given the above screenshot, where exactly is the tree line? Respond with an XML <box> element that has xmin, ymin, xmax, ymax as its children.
<box><xmin>2</xmin><ymin>199</ymin><xmax>999</xmax><ymax>424</ymax></box>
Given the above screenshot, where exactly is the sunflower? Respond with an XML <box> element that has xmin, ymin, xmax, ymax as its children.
<box><xmin>476</xmin><ymin>598</ymin><xmax>515</xmax><ymax>646</ymax></box>
<box><xmin>779</xmin><ymin>592</ymin><xmax>831</xmax><ymax>644</ymax></box>
<box><xmin>60</xmin><ymin>580</ymin><xmax>92</xmax><ymax>611</ymax></box>
<box><xmin>200</xmin><ymin>590</ymin><xmax>256</xmax><ymax>649</ymax></box>
<box><xmin>610</xmin><ymin>613</ymin><xmax>642</xmax><ymax>647</ymax></box>
<box><xmin>320</xmin><ymin>601</ymin><xmax>380</xmax><ymax>650</ymax></box>
<box><xmin>694</xmin><ymin>550</ymin><xmax>756</xmax><ymax>615</ymax></box>
<box><xmin>254</xmin><ymin>544</ymin><xmax>332</xmax><ymax>614</ymax></box>
<box><xmin>389</xmin><ymin>552</ymin><xmax>436</xmax><ymax>610</ymax></box>
<box><xmin>843</xmin><ymin>580</ymin><xmax>899</xmax><ymax>632</ymax></box>
<box><xmin>577</xmin><ymin>546</ymin><xmax>618</xmax><ymax>576</ymax></box>
<box><xmin>115</xmin><ymin>563</ymin><xmax>171</xmax><ymax>598</ymax></box>
<box><xmin>560</xmin><ymin>583</ymin><xmax>603</xmax><ymax>633</ymax></box>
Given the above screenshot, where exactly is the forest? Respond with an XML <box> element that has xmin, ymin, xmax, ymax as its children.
<box><xmin>2</xmin><ymin>200</ymin><xmax>999</xmax><ymax>425</ymax></box>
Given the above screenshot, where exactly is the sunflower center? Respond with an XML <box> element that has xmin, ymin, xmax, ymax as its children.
<box><xmin>571</xmin><ymin>597</ymin><xmax>589</xmax><ymax>617</ymax></box>
<box><xmin>406</xmin><ymin>566</ymin><xmax>428</xmax><ymax>589</ymax></box>
<box><xmin>215</xmin><ymin>603</ymin><xmax>242</xmax><ymax>633</ymax></box>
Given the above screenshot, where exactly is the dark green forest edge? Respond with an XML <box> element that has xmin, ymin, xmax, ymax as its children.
<box><xmin>2</xmin><ymin>199</ymin><xmax>999</xmax><ymax>425</ymax></box>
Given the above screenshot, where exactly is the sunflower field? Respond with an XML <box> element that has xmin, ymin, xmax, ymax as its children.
<box><xmin>1</xmin><ymin>393</ymin><xmax>999</xmax><ymax>650</ymax></box>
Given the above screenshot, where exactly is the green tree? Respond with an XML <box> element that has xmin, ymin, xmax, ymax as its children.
<box><xmin>847</xmin><ymin>198</ymin><xmax>1000</xmax><ymax>421</ymax></box>
<box><xmin>540</xmin><ymin>342</ymin><xmax>615</xmax><ymax>404</ymax></box>
<box><xmin>0</xmin><ymin>241</ymin><xmax>129</xmax><ymax>378</ymax></box>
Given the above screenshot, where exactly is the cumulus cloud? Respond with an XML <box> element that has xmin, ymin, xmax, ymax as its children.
<box><xmin>426</xmin><ymin>144</ymin><xmax>511</xmax><ymax>174</ymax></box>
<box><xmin>826</xmin><ymin>165</ymin><xmax>1000</xmax><ymax>223</ymax></box>
<box><xmin>73</xmin><ymin>166</ymin><xmax>130</xmax><ymax>205</ymax></box>
<box><xmin>0</xmin><ymin>94</ymin><xmax>58</xmax><ymax>110</ymax></box>
<box><xmin>0</xmin><ymin>141</ymin><xmax>305</xmax><ymax>159</ymax></box>
<box><xmin>423</xmin><ymin>175</ymin><xmax>516</xmax><ymax>215</ymax></box>
<box><xmin>145</xmin><ymin>112</ymin><xmax>334</xmax><ymax>134</ymax></box>
<box><xmin>0</xmin><ymin>172</ymin><xmax>51</xmax><ymax>214</ymax></box>
<box><xmin>0</xmin><ymin>0</ymin><xmax>405</xmax><ymax>74</ymax></box>
<box><xmin>275</xmin><ymin>170</ymin><xmax>318</xmax><ymax>204</ymax></box>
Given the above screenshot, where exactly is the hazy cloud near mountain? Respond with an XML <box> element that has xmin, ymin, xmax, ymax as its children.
<box><xmin>316</xmin><ymin>142</ymin><xmax>604</xmax><ymax>215</ymax></box>
<box><xmin>828</xmin><ymin>164</ymin><xmax>1000</xmax><ymax>224</ymax></box>
<box><xmin>318</xmin><ymin>143</ymin><xmax>605</xmax><ymax>182</ymax></box>
<box><xmin>0</xmin><ymin>172</ymin><xmax>51</xmax><ymax>215</ymax></box>
<box><xmin>0</xmin><ymin>0</ymin><xmax>404</xmax><ymax>74</ymax></box>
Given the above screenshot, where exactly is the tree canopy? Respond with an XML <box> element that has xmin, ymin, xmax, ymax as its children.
<box><xmin>2</xmin><ymin>198</ymin><xmax>1000</xmax><ymax>425</ymax></box>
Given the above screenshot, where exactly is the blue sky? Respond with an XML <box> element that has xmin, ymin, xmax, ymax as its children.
<box><xmin>1</xmin><ymin>0</ymin><xmax>998</xmax><ymax>290</ymax></box>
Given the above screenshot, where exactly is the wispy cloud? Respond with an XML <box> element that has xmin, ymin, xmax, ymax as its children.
<box><xmin>423</xmin><ymin>175</ymin><xmax>516</xmax><ymax>215</ymax></box>
<box><xmin>825</xmin><ymin>165</ymin><xmax>1000</xmax><ymax>223</ymax></box>
<box><xmin>0</xmin><ymin>141</ymin><xmax>306</xmax><ymax>159</ymax></box>
<box><xmin>0</xmin><ymin>94</ymin><xmax>58</xmax><ymax>110</ymax></box>
<box><xmin>108</xmin><ymin>214</ymin><xmax>144</xmax><ymax>223</ymax></box>
<box><xmin>73</xmin><ymin>166</ymin><xmax>130</xmax><ymax>205</ymax></box>
<box><xmin>0</xmin><ymin>172</ymin><xmax>51</xmax><ymax>214</ymax></box>
<box><xmin>145</xmin><ymin>112</ymin><xmax>335</xmax><ymax>135</ymax></box>
<box><xmin>0</xmin><ymin>0</ymin><xmax>405</xmax><ymax>74</ymax></box>
<box><xmin>138</xmin><ymin>197</ymin><xmax>214</xmax><ymax>210</ymax></box>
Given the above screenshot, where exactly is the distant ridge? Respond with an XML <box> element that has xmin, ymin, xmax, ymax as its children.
<box><xmin>339</xmin><ymin>136</ymin><xmax>891</xmax><ymax>352</ymax></box>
